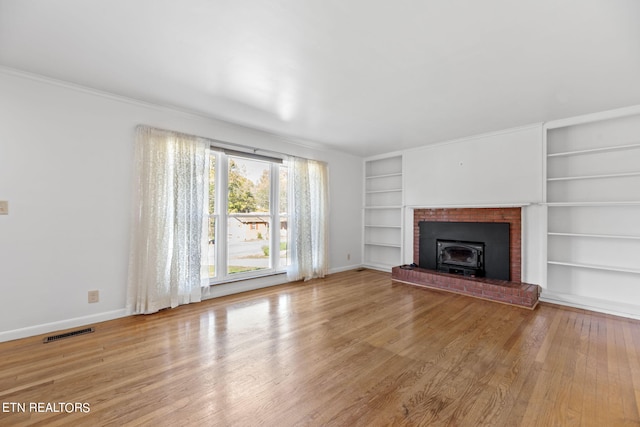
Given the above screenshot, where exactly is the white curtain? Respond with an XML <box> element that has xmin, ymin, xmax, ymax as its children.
<box><xmin>127</xmin><ymin>126</ymin><xmax>210</xmax><ymax>314</ymax></box>
<box><xmin>288</xmin><ymin>157</ymin><xmax>329</xmax><ymax>281</ymax></box>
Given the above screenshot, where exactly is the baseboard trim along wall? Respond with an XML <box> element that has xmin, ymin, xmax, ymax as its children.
<box><xmin>0</xmin><ymin>309</ymin><xmax>128</xmax><ymax>343</ymax></box>
<box><xmin>329</xmin><ymin>264</ymin><xmax>364</xmax><ymax>274</ymax></box>
<box><xmin>540</xmin><ymin>291</ymin><xmax>640</xmax><ymax>321</ymax></box>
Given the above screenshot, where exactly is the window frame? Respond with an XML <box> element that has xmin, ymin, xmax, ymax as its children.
<box><xmin>207</xmin><ymin>150</ymin><xmax>288</xmax><ymax>285</ymax></box>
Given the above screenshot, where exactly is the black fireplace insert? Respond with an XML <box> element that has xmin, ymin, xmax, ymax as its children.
<box><xmin>419</xmin><ymin>221</ymin><xmax>510</xmax><ymax>280</ymax></box>
<box><xmin>437</xmin><ymin>239</ymin><xmax>484</xmax><ymax>277</ymax></box>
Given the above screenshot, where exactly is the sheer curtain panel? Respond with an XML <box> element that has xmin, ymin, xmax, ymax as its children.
<box><xmin>288</xmin><ymin>157</ymin><xmax>329</xmax><ymax>281</ymax></box>
<box><xmin>127</xmin><ymin>126</ymin><xmax>210</xmax><ymax>314</ymax></box>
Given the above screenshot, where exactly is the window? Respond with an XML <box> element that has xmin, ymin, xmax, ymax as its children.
<box><xmin>206</xmin><ymin>151</ymin><xmax>288</xmax><ymax>283</ymax></box>
<box><xmin>128</xmin><ymin>126</ymin><xmax>327</xmax><ymax>313</ymax></box>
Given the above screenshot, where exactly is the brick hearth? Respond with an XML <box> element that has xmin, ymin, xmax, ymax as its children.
<box><xmin>393</xmin><ymin>207</ymin><xmax>540</xmax><ymax>309</ymax></box>
<box><xmin>392</xmin><ymin>266</ymin><xmax>540</xmax><ymax>309</ymax></box>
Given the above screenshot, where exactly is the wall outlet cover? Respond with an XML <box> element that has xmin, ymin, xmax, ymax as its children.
<box><xmin>88</xmin><ymin>290</ymin><xmax>99</xmax><ymax>303</ymax></box>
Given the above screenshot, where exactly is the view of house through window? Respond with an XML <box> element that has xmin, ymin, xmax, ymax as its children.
<box><xmin>207</xmin><ymin>151</ymin><xmax>288</xmax><ymax>282</ymax></box>
<box><xmin>227</xmin><ymin>156</ymin><xmax>270</xmax><ymax>274</ymax></box>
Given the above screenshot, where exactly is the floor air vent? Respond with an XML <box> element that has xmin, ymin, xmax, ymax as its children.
<box><xmin>43</xmin><ymin>327</ymin><xmax>95</xmax><ymax>343</ymax></box>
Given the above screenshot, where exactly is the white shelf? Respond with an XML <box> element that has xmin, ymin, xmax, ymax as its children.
<box><xmin>548</xmin><ymin>232</ymin><xmax>640</xmax><ymax>240</ymax></box>
<box><xmin>365</xmin><ymin>189</ymin><xmax>402</xmax><ymax>194</ymax></box>
<box><xmin>364</xmin><ymin>224</ymin><xmax>401</xmax><ymax>229</ymax></box>
<box><xmin>546</xmin><ymin>201</ymin><xmax>640</xmax><ymax>207</ymax></box>
<box><xmin>365</xmin><ymin>172</ymin><xmax>402</xmax><ymax>179</ymax></box>
<box><xmin>547</xmin><ymin>171</ymin><xmax>640</xmax><ymax>182</ymax></box>
<box><xmin>364</xmin><ymin>242</ymin><xmax>402</xmax><ymax>248</ymax></box>
<box><xmin>548</xmin><ymin>261</ymin><xmax>640</xmax><ymax>275</ymax></box>
<box><xmin>547</xmin><ymin>142</ymin><xmax>640</xmax><ymax>158</ymax></box>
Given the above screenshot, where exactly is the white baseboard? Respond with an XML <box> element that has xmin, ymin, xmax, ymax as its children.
<box><xmin>540</xmin><ymin>291</ymin><xmax>640</xmax><ymax>320</ymax></box>
<box><xmin>329</xmin><ymin>264</ymin><xmax>364</xmax><ymax>274</ymax></box>
<box><xmin>0</xmin><ymin>309</ymin><xmax>128</xmax><ymax>343</ymax></box>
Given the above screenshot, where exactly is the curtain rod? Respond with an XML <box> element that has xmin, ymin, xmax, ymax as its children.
<box><xmin>138</xmin><ymin>124</ymin><xmax>292</xmax><ymax>161</ymax></box>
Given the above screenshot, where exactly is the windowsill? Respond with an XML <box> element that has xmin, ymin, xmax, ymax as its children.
<box><xmin>208</xmin><ymin>270</ymin><xmax>287</xmax><ymax>286</ymax></box>
<box><xmin>203</xmin><ymin>271</ymin><xmax>290</xmax><ymax>300</ymax></box>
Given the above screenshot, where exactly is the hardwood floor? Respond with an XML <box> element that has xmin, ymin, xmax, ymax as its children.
<box><xmin>1</xmin><ymin>269</ymin><xmax>639</xmax><ymax>426</ymax></box>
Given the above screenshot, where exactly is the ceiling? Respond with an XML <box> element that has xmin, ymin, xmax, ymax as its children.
<box><xmin>1</xmin><ymin>0</ymin><xmax>639</xmax><ymax>156</ymax></box>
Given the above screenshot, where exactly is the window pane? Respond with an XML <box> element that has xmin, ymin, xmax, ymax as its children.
<box><xmin>228</xmin><ymin>157</ymin><xmax>269</xmax><ymax>214</ymax></box>
<box><xmin>227</xmin><ymin>218</ymin><xmax>271</xmax><ymax>274</ymax></box>
<box><xmin>227</xmin><ymin>157</ymin><xmax>270</xmax><ymax>274</ymax></box>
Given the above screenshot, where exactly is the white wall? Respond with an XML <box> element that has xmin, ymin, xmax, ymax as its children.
<box><xmin>400</xmin><ymin>125</ymin><xmax>545</xmax><ymax>285</ymax></box>
<box><xmin>404</xmin><ymin>125</ymin><xmax>543</xmax><ymax>207</ymax></box>
<box><xmin>0</xmin><ymin>70</ymin><xmax>363</xmax><ymax>342</ymax></box>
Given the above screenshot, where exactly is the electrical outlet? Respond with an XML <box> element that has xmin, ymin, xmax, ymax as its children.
<box><xmin>347</xmin><ymin>253</ymin><xmax>351</xmax><ymax>261</ymax></box>
<box><xmin>88</xmin><ymin>290</ymin><xmax>99</xmax><ymax>304</ymax></box>
<box><xmin>0</xmin><ymin>201</ymin><xmax>8</xmax><ymax>215</ymax></box>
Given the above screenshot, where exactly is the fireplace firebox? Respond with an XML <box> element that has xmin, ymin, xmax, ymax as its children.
<box><xmin>419</xmin><ymin>221</ymin><xmax>510</xmax><ymax>281</ymax></box>
<box><xmin>437</xmin><ymin>240</ymin><xmax>484</xmax><ymax>277</ymax></box>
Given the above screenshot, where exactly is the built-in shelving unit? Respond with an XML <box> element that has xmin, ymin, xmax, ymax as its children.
<box><xmin>363</xmin><ymin>155</ymin><xmax>403</xmax><ymax>271</ymax></box>
<box><xmin>545</xmin><ymin>111</ymin><xmax>640</xmax><ymax>308</ymax></box>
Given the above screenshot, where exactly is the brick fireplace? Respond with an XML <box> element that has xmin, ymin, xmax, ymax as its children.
<box><xmin>414</xmin><ymin>207</ymin><xmax>522</xmax><ymax>281</ymax></box>
<box><xmin>391</xmin><ymin>207</ymin><xmax>540</xmax><ymax>309</ymax></box>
